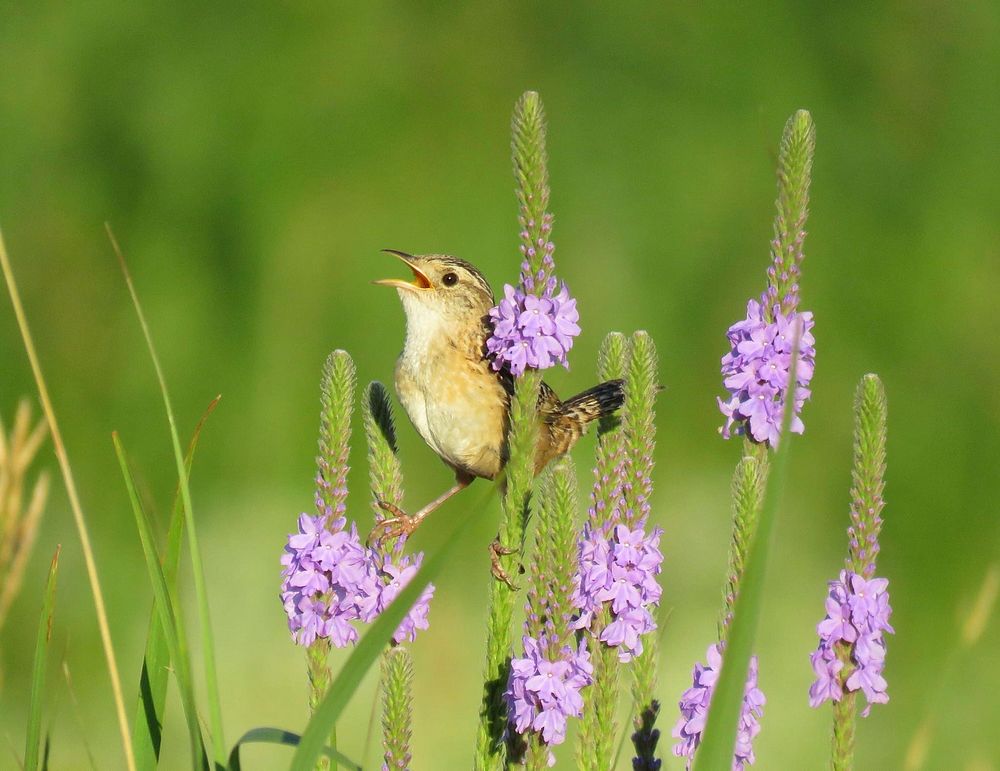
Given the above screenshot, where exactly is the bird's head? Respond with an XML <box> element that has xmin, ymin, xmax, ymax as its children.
<box><xmin>374</xmin><ymin>250</ymin><xmax>495</xmax><ymax>329</ymax></box>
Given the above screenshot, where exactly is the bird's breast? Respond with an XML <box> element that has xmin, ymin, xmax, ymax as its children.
<box><xmin>395</xmin><ymin>341</ymin><xmax>508</xmax><ymax>480</ymax></box>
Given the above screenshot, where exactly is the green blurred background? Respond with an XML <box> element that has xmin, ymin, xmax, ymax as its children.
<box><xmin>2</xmin><ymin>3</ymin><xmax>998</xmax><ymax>769</ymax></box>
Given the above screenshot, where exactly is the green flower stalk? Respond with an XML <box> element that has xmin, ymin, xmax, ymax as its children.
<box><xmin>381</xmin><ymin>646</ymin><xmax>414</xmax><ymax>771</ymax></box>
<box><xmin>364</xmin><ymin>381</ymin><xmax>418</xmax><ymax>770</ymax></box>
<box><xmin>363</xmin><ymin>382</ymin><xmax>405</xmax><ymax>550</ymax></box>
<box><xmin>694</xmin><ymin>111</ymin><xmax>816</xmax><ymax>771</ymax></box>
<box><xmin>576</xmin><ymin>333</ymin><xmax>629</xmax><ymax>771</ymax></box>
<box><xmin>475</xmin><ymin>90</ymin><xmax>551</xmax><ymax>770</ymax></box>
<box><xmin>718</xmin><ymin>456</ymin><xmax>768</xmax><ymax>640</ymax></box>
<box><xmin>507</xmin><ymin>459</ymin><xmax>588</xmax><ymax>770</ymax></box>
<box><xmin>623</xmin><ymin>331</ymin><xmax>663</xmax><ymax>770</ymax></box>
<box><xmin>719</xmin><ymin>110</ymin><xmax>817</xmax><ymax>447</ymax></box>
<box><xmin>475</xmin><ymin>370</ymin><xmax>541</xmax><ymax>770</ymax></box>
<box><xmin>309</xmin><ymin>351</ymin><xmax>357</xmax><ymax>765</ymax></box>
<box><xmin>809</xmin><ymin>374</ymin><xmax>891</xmax><ymax>771</ymax></box>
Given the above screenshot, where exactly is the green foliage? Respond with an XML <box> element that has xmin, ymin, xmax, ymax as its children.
<box><xmin>112</xmin><ymin>230</ymin><xmax>226</xmax><ymax>768</ymax></box>
<box><xmin>131</xmin><ymin>398</ymin><xmax>219</xmax><ymax>771</ymax></box>
<box><xmin>25</xmin><ymin>545</ymin><xmax>60</xmax><ymax>771</ymax></box>
<box><xmin>114</xmin><ymin>433</ymin><xmax>207</xmax><ymax>770</ymax></box>
<box><xmin>381</xmin><ymin>647</ymin><xmax>414</xmax><ymax>770</ymax></box>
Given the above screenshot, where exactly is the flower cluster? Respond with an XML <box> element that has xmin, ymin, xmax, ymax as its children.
<box><xmin>280</xmin><ymin>512</ymin><xmax>434</xmax><ymax>647</ymax></box>
<box><xmin>486</xmin><ymin>281</ymin><xmax>580</xmax><ymax>376</ymax></box>
<box><xmin>672</xmin><ymin>644</ymin><xmax>765</xmax><ymax>771</ymax></box>
<box><xmin>505</xmin><ymin>636</ymin><xmax>593</xmax><ymax>766</ymax></box>
<box><xmin>718</xmin><ymin>297</ymin><xmax>816</xmax><ymax>447</ymax></box>
<box><xmin>572</xmin><ymin>522</ymin><xmax>663</xmax><ymax>662</ymax></box>
<box><xmin>809</xmin><ymin>570</ymin><xmax>893</xmax><ymax>715</ymax></box>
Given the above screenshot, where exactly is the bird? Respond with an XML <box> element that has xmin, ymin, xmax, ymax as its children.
<box><xmin>371</xmin><ymin>249</ymin><xmax>624</xmax><ymax>581</ymax></box>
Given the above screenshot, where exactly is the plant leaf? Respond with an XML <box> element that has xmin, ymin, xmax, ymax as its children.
<box><xmin>25</xmin><ymin>545</ymin><xmax>60</xmax><ymax>771</ymax></box>
<box><xmin>114</xmin><ymin>433</ymin><xmax>207</xmax><ymax>770</ymax></box>
<box><xmin>228</xmin><ymin>727</ymin><xmax>360</xmax><ymax>771</ymax></box>
<box><xmin>108</xmin><ymin>224</ymin><xmax>226</xmax><ymax>766</ymax></box>
<box><xmin>131</xmin><ymin>397</ymin><xmax>220</xmax><ymax>770</ymax></box>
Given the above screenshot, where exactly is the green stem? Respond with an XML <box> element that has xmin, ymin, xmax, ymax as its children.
<box><xmin>475</xmin><ymin>372</ymin><xmax>541</xmax><ymax>770</ymax></box>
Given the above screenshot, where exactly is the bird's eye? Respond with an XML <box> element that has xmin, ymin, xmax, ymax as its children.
<box><xmin>442</xmin><ymin>272</ymin><xmax>459</xmax><ymax>286</ymax></box>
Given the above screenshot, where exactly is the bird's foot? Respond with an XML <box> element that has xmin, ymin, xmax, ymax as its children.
<box><xmin>367</xmin><ymin>501</ymin><xmax>417</xmax><ymax>546</ymax></box>
<box><xmin>489</xmin><ymin>537</ymin><xmax>521</xmax><ymax>590</ymax></box>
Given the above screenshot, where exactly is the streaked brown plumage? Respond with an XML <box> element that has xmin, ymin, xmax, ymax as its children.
<box><xmin>371</xmin><ymin>250</ymin><xmax>623</xmax><ymax>549</ymax></box>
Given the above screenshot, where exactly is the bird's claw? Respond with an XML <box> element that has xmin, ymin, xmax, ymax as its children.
<box><xmin>367</xmin><ymin>500</ymin><xmax>415</xmax><ymax>546</ymax></box>
<box><xmin>489</xmin><ymin>537</ymin><xmax>521</xmax><ymax>590</ymax></box>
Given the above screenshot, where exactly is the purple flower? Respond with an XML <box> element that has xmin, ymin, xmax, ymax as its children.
<box><xmin>718</xmin><ymin>297</ymin><xmax>815</xmax><ymax>447</ymax></box>
<box><xmin>486</xmin><ymin>280</ymin><xmax>581</xmax><ymax>376</ymax></box>
<box><xmin>572</xmin><ymin>521</ymin><xmax>663</xmax><ymax>662</ymax></box>
<box><xmin>280</xmin><ymin>513</ymin><xmax>434</xmax><ymax>647</ymax></box>
<box><xmin>808</xmin><ymin>569</ymin><xmax>893</xmax><ymax>714</ymax></box>
<box><xmin>505</xmin><ymin>636</ymin><xmax>593</xmax><ymax>765</ymax></box>
<box><xmin>672</xmin><ymin>643</ymin><xmax>765</xmax><ymax>770</ymax></box>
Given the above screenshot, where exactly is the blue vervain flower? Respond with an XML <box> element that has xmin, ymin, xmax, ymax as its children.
<box><xmin>672</xmin><ymin>643</ymin><xmax>765</xmax><ymax>771</ymax></box>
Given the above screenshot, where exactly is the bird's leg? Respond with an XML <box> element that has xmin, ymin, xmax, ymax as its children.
<box><xmin>368</xmin><ymin>473</ymin><xmax>472</xmax><ymax>545</ymax></box>
<box><xmin>488</xmin><ymin>537</ymin><xmax>521</xmax><ymax>590</ymax></box>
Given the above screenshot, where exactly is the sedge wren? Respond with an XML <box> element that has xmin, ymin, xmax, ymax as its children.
<box><xmin>371</xmin><ymin>250</ymin><xmax>624</xmax><ymax>572</ymax></box>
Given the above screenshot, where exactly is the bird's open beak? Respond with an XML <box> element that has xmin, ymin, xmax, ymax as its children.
<box><xmin>372</xmin><ymin>249</ymin><xmax>432</xmax><ymax>291</ymax></box>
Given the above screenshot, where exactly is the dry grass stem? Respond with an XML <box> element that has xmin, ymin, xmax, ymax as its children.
<box><xmin>0</xmin><ymin>400</ymin><xmax>51</xmax><ymax>633</ymax></box>
<box><xmin>0</xmin><ymin>230</ymin><xmax>137</xmax><ymax>771</ymax></box>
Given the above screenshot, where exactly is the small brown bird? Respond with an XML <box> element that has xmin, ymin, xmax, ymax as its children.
<box><xmin>371</xmin><ymin>250</ymin><xmax>623</xmax><ymax>568</ymax></box>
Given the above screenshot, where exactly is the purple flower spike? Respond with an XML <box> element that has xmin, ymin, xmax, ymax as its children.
<box><xmin>572</xmin><ymin>521</ymin><xmax>663</xmax><ymax>662</ymax></box>
<box><xmin>672</xmin><ymin>643</ymin><xmax>765</xmax><ymax>770</ymax></box>
<box><xmin>505</xmin><ymin>636</ymin><xmax>593</xmax><ymax>765</ymax></box>
<box><xmin>486</xmin><ymin>280</ymin><xmax>581</xmax><ymax>376</ymax></box>
<box><xmin>808</xmin><ymin>569</ymin><xmax>893</xmax><ymax>715</ymax></box>
<box><xmin>718</xmin><ymin>297</ymin><xmax>815</xmax><ymax>447</ymax></box>
<box><xmin>280</xmin><ymin>513</ymin><xmax>434</xmax><ymax>647</ymax></box>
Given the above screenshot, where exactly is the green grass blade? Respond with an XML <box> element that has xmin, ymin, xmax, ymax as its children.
<box><xmin>113</xmin><ymin>432</ymin><xmax>207</xmax><ymax>770</ymax></box>
<box><xmin>288</xmin><ymin>484</ymin><xmax>491</xmax><ymax>771</ymax></box>
<box><xmin>25</xmin><ymin>545</ymin><xmax>60</xmax><ymax>771</ymax></box>
<box><xmin>227</xmin><ymin>728</ymin><xmax>360</xmax><ymax>771</ymax></box>
<box><xmin>132</xmin><ymin>397</ymin><xmax>220</xmax><ymax>770</ymax></box>
<box><xmin>108</xmin><ymin>224</ymin><xmax>226</xmax><ymax>766</ymax></box>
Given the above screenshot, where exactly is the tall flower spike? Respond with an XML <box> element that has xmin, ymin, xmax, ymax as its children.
<box><xmin>487</xmin><ymin>91</ymin><xmax>581</xmax><ymax>376</ymax></box>
<box><xmin>576</xmin><ymin>332</ymin><xmax>629</xmax><ymax>771</ymax></box>
<box><xmin>506</xmin><ymin>460</ymin><xmax>591</xmax><ymax>769</ymax></box>
<box><xmin>718</xmin><ymin>110</ymin><xmax>817</xmax><ymax>448</ymax></box>
<box><xmin>476</xmin><ymin>90</ymin><xmax>553</xmax><ymax>771</ymax></box>
<box><xmin>809</xmin><ymin>375</ymin><xmax>892</xmax><ymax>771</ymax></box>
<box><xmin>623</xmin><ymin>331</ymin><xmax>664</xmax><ymax>770</ymax></box>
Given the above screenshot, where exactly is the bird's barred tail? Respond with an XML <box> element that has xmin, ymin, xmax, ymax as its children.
<box><xmin>560</xmin><ymin>378</ymin><xmax>626</xmax><ymax>425</ymax></box>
